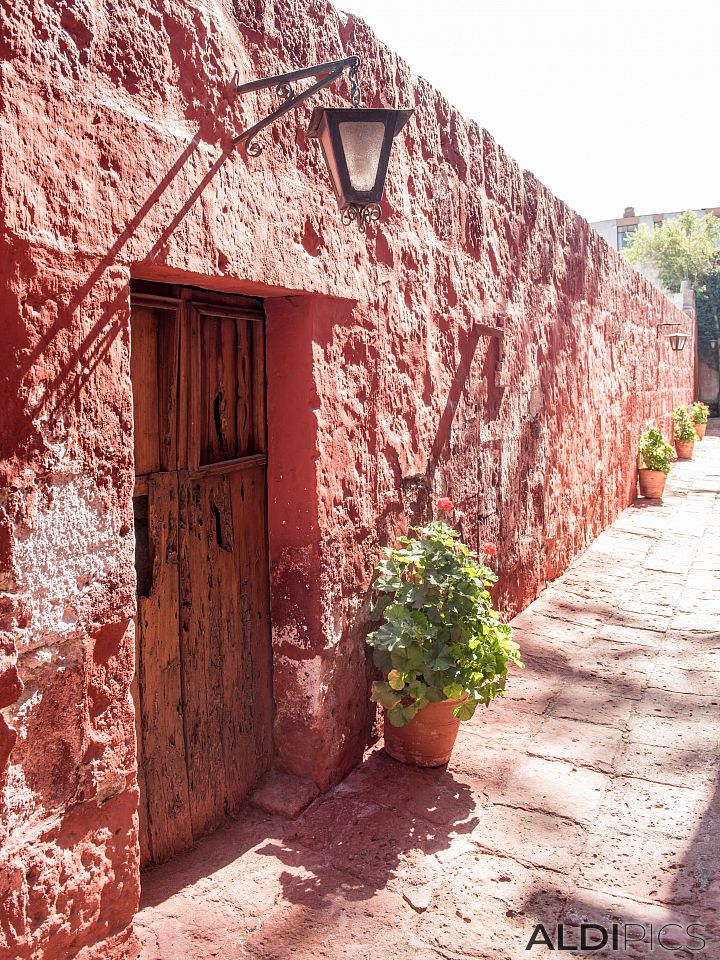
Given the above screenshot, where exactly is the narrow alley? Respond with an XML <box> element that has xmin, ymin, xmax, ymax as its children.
<box><xmin>134</xmin><ymin>425</ymin><xmax>720</xmax><ymax>960</ymax></box>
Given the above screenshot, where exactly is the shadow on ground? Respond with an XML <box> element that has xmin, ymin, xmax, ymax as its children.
<box><xmin>137</xmin><ymin>422</ymin><xmax>720</xmax><ymax>960</ymax></box>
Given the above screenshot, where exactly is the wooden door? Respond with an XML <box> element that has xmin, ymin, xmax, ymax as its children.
<box><xmin>130</xmin><ymin>283</ymin><xmax>273</xmax><ymax>868</ymax></box>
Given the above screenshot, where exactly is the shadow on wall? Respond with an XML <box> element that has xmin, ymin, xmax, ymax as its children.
<box><xmin>265</xmin><ymin>295</ymin><xmax>501</xmax><ymax>788</ymax></box>
<box><xmin>10</xmin><ymin>101</ymin><xmax>238</xmax><ymax>459</ymax></box>
<box><xmin>402</xmin><ymin>321</ymin><xmax>502</xmax><ymax>533</ymax></box>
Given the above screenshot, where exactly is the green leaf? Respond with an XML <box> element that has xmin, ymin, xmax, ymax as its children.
<box><xmin>371</xmin><ymin>681</ymin><xmax>401</xmax><ymax>710</ymax></box>
<box><xmin>402</xmin><ymin>703</ymin><xmax>419</xmax><ymax>723</ymax></box>
<box><xmin>454</xmin><ymin>700</ymin><xmax>477</xmax><ymax>721</ymax></box>
<box><xmin>372</xmin><ymin>648</ymin><xmax>392</xmax><ymax>674</ymax></box>
<box><xmin>443</xmin><ymin>683</ymin><xmax>464</xmax><ymax>700</ymax></box>
<box><xmin>403</xmin><ymin>583</ymin><xmax>428</xmax><ymax>607</ymax></box>
<box><xmin>370</xmin><ymin>595</ymin><xmax>392</xmax><ymax>621</ymax></box>
<box><xmin>387</xmin><ymin>669</ymin><xmax>405</xmax><ymax>691</ymax></box>
<box><xmin>387</xmin><ymin>704</ymin><xmax>408</xmax><ymax>727</ymax></box>
<box><xmin>407</xmin><ymin>679</ymin><xmax>428</xmax><ymax>700</ymax></box>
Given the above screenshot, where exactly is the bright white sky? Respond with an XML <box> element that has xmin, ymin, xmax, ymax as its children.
<box><xmin>337</xmin><ymin>0</ymin><xmax>718</xmax><ymax>223</ymax></box>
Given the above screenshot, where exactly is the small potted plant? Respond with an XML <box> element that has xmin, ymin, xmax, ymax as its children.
<box><xmin>690</xmin><ymin>401</ymin><xmax>710</xmax><ymax>441</ymax></box>
<box><xmin>637</xmin><ymin>427</ymin><xmax>673</xmax><ymax>498</ymax></box>
<box><xmin>366</xmin><ymin>499</ymin><xmax>523</xmax><ymax>767</ymax></box>
<box><xmin>673</xmin><ymin>406</ymin><xmax>697</xmax><ymax>460</ymax></box>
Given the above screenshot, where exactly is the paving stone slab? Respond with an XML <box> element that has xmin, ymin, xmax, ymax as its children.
<box><xmin>627</xmin><ymin>713</ymin><xmax>720</xmax><ymax>752</ymax></box>
<box><xmin>462</xmin><ymin>704</ymin><xmax>540</xmax><ymax>745</ymax></box>
<box><xmin>588</xmin><ymin>531</ymin><xmax>653</xmax><ymax>561</ymax></box>
<box><xmin>670</xmin><ymin>611</ymin><xmax>720</xmax><ymax>633</ymax></box>
<box><xmin>594</xmin><ymin>777</ymin><xmax>712</xmax><ymax>841</ymax></box>
<box><xmin>631</xmin><ymin>687</ymin><xmax>720</xmax><ymax>724</ymax></box>
<box><xmin>599</xmin><ymin>622</ymin><xmax>667</xmax><ymax>647</ymax></box>
<box><xmin>659</xmin><ymin>629</ymin><xmax>720</xmax><ymax>655</ymax></box>
<box><xmin>556</xmin><ymin>888</ymin><xmax>718</xmax><ymax>959</ymax></box>
<box><xmin>615</xmin><ymin>740</ymin><xmax>718</xmax><ymax>789</ymax></box>
<box><xmin>417</xmin><ymin>854</ymin><xmax>574</xmax><ymax>960</ymax></box>
<box><xmin>509</xmin><ymin>614</ymin><xmax>599</xmax><ymax>647</ymax></box>
<box><xmin>610</xmin><ymin>608</ymin><xmax>674</xmax><ymax>633</ymax></box>
<box><xmin>646</xmin><ymin>664</ymin><xmax>720</xmax><ymax>698</ymax></box>
<box><xmin>345</xmin><ymin>751</ymin><xmax>490</xmax><ymax>828</ymax></box>
<box><xmin>497</xmin><ymin>662</ymin><xmax>561</xmax><ymax>715</ymax></box>
<box><xmin>531</xmin><ymin>595</ymin><xmax>618</xmax><ymax>629</ymax></box>
<box><xmin>574</xmin><ymin>830</ymin><xmax>695</xmax><ymax>909</ymax></box>
<box><xmin>547</xmin><ymin>680</ymin><xmax>637</xmax><ymax>728</ymax></box>
<box><xmin>444</xmin><ymin>744</ymin><xmax>519</xmax><ymax>798</ymax></box>
<box><xmin>577</xmin><ymin>638</ymin><xmax>658</xmax><ymax>691</ymax></box>
<box><xmin>686</xmin><ymin>570</ymin><xmax>720</xmax><ymax>592</ymax></box>
<box><xmin>525</xmin><ymin>714</ymin><xmax>625</xmax><ymax>774</ymax></box>
<box><xmin>644</xmin><ymin>553</ymin><xmax>698</xmax><ymax>576</ymax></box>
<box><xmin>469</xmin><ymin>801</ymin><xmax>589</xmax><ymax>873</ymax></box>
<box><xmin>492</xmin><ymin>755</ymin><xmax>610</xmax><ymax>827</ymax></box>
<box><xmin>675</xmin><ymin>588</ymin><xmax>720</xmax><ymax>614</ymax></box>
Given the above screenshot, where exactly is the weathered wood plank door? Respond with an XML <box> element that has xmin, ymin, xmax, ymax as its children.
<box><xmin>130</xmin><ymin>283</ymin><xmax>273</xmax><ymax>868</ymax></box>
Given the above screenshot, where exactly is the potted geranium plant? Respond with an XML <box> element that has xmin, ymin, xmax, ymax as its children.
<box><xmin>673</xmin><ymin>406</ymin><xmax>697</xmax><ymax>460</ymax></box>
<box><xmin>366</xmin><ymin>499</ymin><xmax>523</xmax><ymax>767</ymax></box>
<box><xmin>690</xmin><ymin>401</ymin><xmax>710</xmax><ymax>441</ymax></box>
<box><xmin>637</xmin><ymin>427</ymin><xmax>673</xmax><ymax>499</ymax></box>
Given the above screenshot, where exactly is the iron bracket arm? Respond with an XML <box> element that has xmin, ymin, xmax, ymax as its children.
<box><xmin>232</xmin><ymin>56</ymin><xmax>361</xmax><ymax>154</ymax></box>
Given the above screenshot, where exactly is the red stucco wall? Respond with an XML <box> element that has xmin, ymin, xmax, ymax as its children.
<box><xmin>0</xmin><ymin>0</ymin><xmax>693</xmax><ymax>956</ymax></box>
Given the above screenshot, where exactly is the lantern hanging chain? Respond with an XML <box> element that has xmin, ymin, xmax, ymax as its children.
<box><xmin>349</xmin><ymin>60</ymin><xmax>361</xmax><ymax>108</ymax></box>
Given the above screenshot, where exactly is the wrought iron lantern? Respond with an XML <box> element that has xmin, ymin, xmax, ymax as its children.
<box><xmin>232</xmin><ymin>56</ymin><xmax>413</xmax><ymax>231</ymax></box>
<box><xmin>307</xmin><ymin>107</ymin><xmax>412</xmax><ymax>229</ymax></box>
<box><xmin>667</xmin><ymin>332</ymin><xmax>688</xmax><ymax>351</ymax></box>
<box><xmin>656</xmin><ymin>322</ymin><xmax>689</xmax><ymax>352</ymax></box>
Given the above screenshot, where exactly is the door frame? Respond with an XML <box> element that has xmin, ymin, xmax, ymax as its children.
<box><xmin>130</xmin><ymin>280</ymin><xmax>274</xmax><ymax>868</ymax></box>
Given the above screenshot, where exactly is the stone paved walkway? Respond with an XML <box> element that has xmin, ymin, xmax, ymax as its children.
<box><xmin>135</xmin><ymin>423</ymin><xmax>720</xmax><ymax>960</ymax></box>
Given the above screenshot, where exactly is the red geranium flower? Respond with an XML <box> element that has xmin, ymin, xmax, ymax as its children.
<box><xmin>482</xmin><ymin>543</ymin><xmax>497</xmax><ymax>557</ymax></box>
<box><xmin>436</xmin><ymin>497</ymin><xmax>454</xmax><ymax>511</ymax></box>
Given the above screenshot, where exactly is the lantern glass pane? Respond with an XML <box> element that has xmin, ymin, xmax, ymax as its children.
<box><xmin>319</xmin><ymin>125</ymin><xmax>342</xmax><ymax>200</ymax></box>
<box><xmin>338</xmin><ymin>121</ymin><xmax>386</xmax><ymax>191</ymax></box>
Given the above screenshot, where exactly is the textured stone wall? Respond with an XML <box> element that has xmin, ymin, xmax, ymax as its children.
<box><xmin>0</xmin><ymin>0</ymin><xmax>693</xmax><ymax>957</ymax></box>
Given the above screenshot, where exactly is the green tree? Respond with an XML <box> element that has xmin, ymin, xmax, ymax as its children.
<box><xmin>695</xmin><ymin>268</ymin><xmax>720</xmax><ymax>404</ymax></box>
<box><xmin>624</xmin><ymin>210</ymin><xmax>720</xmax><ymax>289</ymax></box>
<box><xmin>624</xmin><ymin>211</ymin><xmax>720</xmax><ymax>408</ymax></box>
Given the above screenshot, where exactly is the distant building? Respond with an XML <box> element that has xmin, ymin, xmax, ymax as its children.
<box><xmin>590</xmin><ymin>206</ymin><xmax>720</xmax><ymax>408</ymax></box>
<box><xmin>590</xmin><ymin>205</ymin><xmax>720</xmax><ymax>254</ymax></box>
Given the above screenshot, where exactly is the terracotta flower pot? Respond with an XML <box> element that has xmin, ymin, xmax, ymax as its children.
<box><xmin>675</xmin><ymin>439</ymin><xmax>695</xmax><ymax>460</ymax></box>
<box><xmin>638</xmin><ymin>469</ymin><xmax>667</xmax><ymax>499</ymax></box>
<box><xmin>383</xmin><ymin>696</ymin><xmax>466</xmax><ymax>767</ymax></box>
<box><xmin>693</xmin><ymin>422</ymin><xmax>707</xmax><ymax>441</ymax></box>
